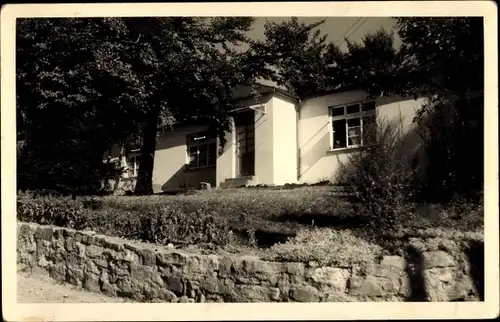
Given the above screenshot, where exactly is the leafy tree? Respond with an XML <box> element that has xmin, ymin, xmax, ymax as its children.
<box><xmin>343</xmin><ymin>28</ymin><xmax>400</xmax><ymax>97</ymax></box>
<box><xmin>17</xmin><ymin>17</ymin><xmax>271</xmax><ymax>195</ymax></box>
<box><xmin>250</xmin><ymin>17</ymin><xmax>345</xmax><ymax>97</ymax></box>
<box><xmin>16</xmin><ymin>18</ymin><xmax>146</xmax><ymax>194</ymax></box>
<box><xmin>343</xmin><ymin>17</ymin><xmax>484</xmax><ymax>201</ymax></box>
<box><xmin>113</xmin><ymin>17</ymin><xmax>268</xmax><ymax>194</ymax></box>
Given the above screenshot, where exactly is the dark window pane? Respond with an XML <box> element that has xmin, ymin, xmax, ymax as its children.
<box><xmin>363</xmin><ymin>115</ymin><xmax>377</xmax><ymax>144</ymax></box>
<box><xmin>362</xmin><ymin>101</ymin><xmax>376</xmax><ymax>111</ymax></box>
<box><xmin>346</xmin><ymin>104</ymin><xmax>360</xmax><ymax>114</ymax></box>
<box><xmin>198</xmin><ymin>144</ymin><xmax>208</xmax><ymax>167</ymax></box>
<box><xmin>333</xmin><ymin>119</ymin><xmax>346</xmax><ymax>149</ymax></box>
<box><xmin>331</xmin><ymin>107</ymin><xmax>344</xmax><ymax>117</ymax></box>
<box><xmin>208</xmin><ymin>142</ymin><xmax>217</xmax><ymax>165</ymax></box>
<box><xmin>189</xmin><ymin>146</ymin><xmax>198</xmax><ymax>167</ymax></box>
<box><xmin>347</xmin><ymin>118</ymin><xmax>361</xmax><ymax>127</ymax></box>
<box><xmin>348</xmin><ymin>135</ymin><xmax>361</xmax><ymax>146</ymax></box>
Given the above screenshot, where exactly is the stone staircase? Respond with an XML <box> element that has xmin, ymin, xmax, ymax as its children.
<box><xmin>219</xmin><ymin>176</ymin><xmax>258</xmax><ymax>188</ymax></box>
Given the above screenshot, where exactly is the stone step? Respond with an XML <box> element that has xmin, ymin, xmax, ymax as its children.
<box><xmin>219</xmin><ymin>176</ymin><xmax>258</xmax><ymax>188</ymax></box>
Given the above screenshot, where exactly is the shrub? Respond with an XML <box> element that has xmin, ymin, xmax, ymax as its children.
<box><xmin>17</xmin><ymin>195</ymin><xmax>90</xmax><ymax>230</ymax></box>
<box><xmin>337</xmin><ymin>114</ymin><xmax>417</xmax><ymax>234</ymax></box>
<box><xmin>415</xmin><ymin>95</ymin><xmax>483</xmax><ymax>202</ymax></box>
<box><xmin>138</xmin><ymin>206</ymin><xmax>231</xmax><ymax>247</ymax></box>
<box><xmin>79</xmin><ymin>195</ymin><xmax>105</xmax><ymax>210</ymax></box>
<box><xmin>17</xmin><ymin>195</ymin><xmax>231</xmax><ymax>248</ymax></box>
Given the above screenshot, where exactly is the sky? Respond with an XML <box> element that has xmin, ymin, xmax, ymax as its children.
<box><xmin>247</xmin><ymin>17</ymin><xmax>401</xmax><ymax>52</ymax></box>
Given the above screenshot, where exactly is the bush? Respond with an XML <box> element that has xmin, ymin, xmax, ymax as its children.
<box><xmin>337</xmin><ymin>115</ymin><xmax>416</xmax><ymax>234</ymax></box>
<box><xmin>17</xmin><ymin>195</ymin><xmax>90</xmax><ymax>230</ymax></box>
<box><xmin>17</xmin><ymin>194</ymin><xmax>230</xmax><ymax>248</ymax></box>
<box><xmin>415</xmin><ymin>95</ymin><xmax>483</xmax><ymax>202</ymax></box>
<box><xmin>138</xmin><ymin>207</ymin><xmax>231</xmax><ymax>247</ymax></box>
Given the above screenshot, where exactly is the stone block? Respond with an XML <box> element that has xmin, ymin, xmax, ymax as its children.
<box><xmin>86</xmin><ymin>245</ymin><xmax>104</xmax><ymax>258</ymax></box>
<box><xmin>105</xmin><ymin>239</ymin><xmax>125</xmax><ymax>252</ymax></box>
<box><xmin>269</xmin><ymin>287</ymin><xmax>280</xmax><ymax>301</ymax></box>
<box><xmin>179</xmin><ymin>295</ymin><xmax>190</xmax><ymax>303</ymax></box>
<box><xmin>216</xmin><ymin>278</ymin><xmax>234</xmax><ymax>295</ymax></box>
<box><xmin>446</xmin><ymin>278</ymin><xmax>477</xmax><ymax>301</ymax></box>
<box><xmin>49</xmin><ymin>263</ymin><xmax>67</xmax><ymax>283</ymax></box>
<box><xmin>349</xmin><ymin>275</ymin><xmax>384</xmax><ymax>297</ymax></box>
<box><xmin>62</xmin><ymin>228</ymin><xmax>76</xmax><ymax>238</ymax></box>
<box><xmin>368</xmin><ymin>264</ymin><xmax>404</xmax><ymax>282</ymax></box>
<box><xmin>116</xmin><ymin>277</ymin><xmax>134</xmax><ymax>297</ymax></box>
<box><xmin>159</xmin><ymin>289</ymin><xmax>178</xmax><ymax>302</ymax></box>
<box><xmin>284</xmin><ymin>262</ymin><xmax>305</xmax><ymax>276</ymax></box>
<box><xmin>290</xmin><ymin>286</ymin><xmax>319</xmax><ymax>302</ymax></box>
<box><xmin>422</xmin><ymin>251</ymin><xmax>456</xmax><ymax>269</ymax></box>
<box><xmin>38</xmin><ymin>255</ymin><xmax>50</xmax><ymax>268</ymax></box>
<box><xmin>41</xmin><ymin>227</ymin><xmax>53</xmax><ymax>241</ymax></box>
<box><xmin>233</xmin><ymin>285</ymin><xmax>271</xmax><ymax>302</ymax></box>
<box><xmin>165</xmin><ymin>275</ymin><xmax>184</xmax><ymax>294</ymax></box>
<box><xmin>101</xmin><ymin>280</ymin><xmax>117</xmax><ymax>297</ymax></box>
<box><xmin>381</xmin><ymin>256</ymin><xmax>407</xmax><ymax>270</ymax></box>
<box><xmin>83</xmin><ymin>272</ymin><xmax>101</xmax><ymax>293</ymax></box>
<box><xmin>156</xmin><ymin>251</ymin><xmax>188</xmax><ymax>266</ymax></box>
<box><xmin>138</xmin><ymin>248</ymin><xmax>156</xmax><ymax>267</ymax></box>
<box><xmin>131</xmin><ymin>264</ymin><xmax>163</xmax><ymax>286</ymax></box>
<box><xmin>67</xmin><ymin>266</ymin><xmax>84</xmax><ymax>287</ymax></box>
<box><xmin>218</xmin><ymin>256</ymin><xmax>234</xmax><ymax>277</ymax></box>
<box><xmin>307</xmin><ymin>267</ymin><xmax>350</xmax><ymax>292</ymax></box>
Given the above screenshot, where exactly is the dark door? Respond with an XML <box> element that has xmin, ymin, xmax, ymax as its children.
<box><xmin>235</xmin><ymin>111</ymin><xmax>255</xmax><ymax>177</ymax></box>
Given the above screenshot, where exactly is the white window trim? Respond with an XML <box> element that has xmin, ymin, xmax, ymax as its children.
<box><xmin>127</xmin><ymin>153</ymin><xmax>140</xmax><ymax>178</ymax></box>
<box><xmin>187</xmin><ymin>131</ymin><xmax>217</xmax><ymax>170</ymax></box>
<box><xmin>328</xmin><ymin>100</ymin><xmax>377</xmax><ymax>151</ymax></box>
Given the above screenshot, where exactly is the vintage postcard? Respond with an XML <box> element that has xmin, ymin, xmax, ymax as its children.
<box><xmin>1</xmin><ymin>1</ymin><xmax>498</xmax><ymax>321</ymax></box>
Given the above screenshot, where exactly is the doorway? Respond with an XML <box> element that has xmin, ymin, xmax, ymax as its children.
<box><xmin>234</xmin><ymin>110</ymin><xmax>255</xmax><ymax>177</ymax></box>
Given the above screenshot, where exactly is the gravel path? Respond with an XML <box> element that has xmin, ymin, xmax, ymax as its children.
<box><xmin>17</xmin><ymin>270</ymin><xmax>134</xmax><ymax>303</ymax></box>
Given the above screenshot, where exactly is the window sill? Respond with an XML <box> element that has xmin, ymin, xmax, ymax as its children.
<box><xmin>327</xmin><ymin>146</ymin><xmax>366</xmax><ymax>154</ymax></box>
<box><xmin>185</xmin><ymin>165</ymin><xmax>216</xmax><ymax>172</ymax></box>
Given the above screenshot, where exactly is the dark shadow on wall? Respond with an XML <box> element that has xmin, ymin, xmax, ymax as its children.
<box><xmin>466</xmin><ymin>240</ymin><xmax>485</xmax><ymax>301</ymax></box>
<box><xmin>161</xmin><ymin>164</ymin><xmax>216</xmax><ymax>192</ymax></box>
<box><xmin>404</xmin><ymin>245</ymin><xmax>428</xmax><ymax>301</ymax></box>
<box><xmin>298</xmin><ymin>128</ymin><xmax>332</xmax><ymax>182</ymax></box>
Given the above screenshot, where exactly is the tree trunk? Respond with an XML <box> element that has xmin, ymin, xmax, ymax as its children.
<box><xmin>134</xmin><ymin>106</ymin><xmax>160</xmax><ymax>195</ymax></box>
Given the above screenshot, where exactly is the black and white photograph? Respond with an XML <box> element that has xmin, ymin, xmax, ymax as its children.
<box><xmin>1</xmin><ymin>1</ymin><xmax>498</xmax><ymax>321</ymax></box>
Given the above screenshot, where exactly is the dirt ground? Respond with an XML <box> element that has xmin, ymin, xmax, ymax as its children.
<box><xmin>17</xmin><ymin>270</ymin><xmax>134</xmax><ymax>303</ymax></box>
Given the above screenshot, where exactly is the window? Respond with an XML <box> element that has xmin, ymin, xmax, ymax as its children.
<box><xmin>187</xmin><ymin>131</ymin><xmax>217</xmax><ymax>169</ymax></box>
<box><xmin>330</xmin><ymin>101</ymin><xmax>376</xmax><ymax>150</ymax></box>
<box><xmin>127</xmin><ymin>150</ymin><xmax>141</xmax><ymax>178</ymax></box>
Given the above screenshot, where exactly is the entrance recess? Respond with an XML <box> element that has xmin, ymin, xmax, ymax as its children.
<box><xmin>234</xmin><ymin>110</ymin><xmax>255</xmax><ymax>177</ymax></box>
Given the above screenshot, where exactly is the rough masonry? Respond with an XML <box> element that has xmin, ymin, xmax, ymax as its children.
<box><xmin>17</xmin><ymin>222</ymin><xmax>482</xmax><ymax>302</ymax></box>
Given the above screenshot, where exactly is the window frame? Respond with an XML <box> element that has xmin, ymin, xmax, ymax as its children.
<box><xmin>328</xmin><ymin>100</ymin><xmax>377</xmax><ymax>151</ymax></box>
<box><xmin>127</xmin><ymin>149</ymin><xmax>141</xmax><ymax>178</ymax></box>
<box><xmin>187</xmin><ymin>131</ymin><xmax>217</xmax><ymax>170</ymax></box>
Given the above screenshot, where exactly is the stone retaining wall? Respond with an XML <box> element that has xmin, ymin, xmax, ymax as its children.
<box><xmin>17</xmin><ymin>222</ymin><xmax>482</xmax><ymax>302</ymax></box>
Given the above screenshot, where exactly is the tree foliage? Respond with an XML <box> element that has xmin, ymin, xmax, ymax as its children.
<box><xmin>341</xmin><ymin>17</ymin><xmax>484</xmax><ymax>202</ymax></box>
<box><xmin>16</xmin><ymin>17</ymin><xmax>267</xmax><ymax>195</ymax></box>
<box><xmin>251</xmin><ymin>17</ymin><xmax>345</xmax><ymax>97</ymax></box>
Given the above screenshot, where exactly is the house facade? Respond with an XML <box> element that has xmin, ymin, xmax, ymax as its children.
<box><xmin>104</xmin><ymin>84</ymin><xmax>427</xmax><ymax>193</ymax></box>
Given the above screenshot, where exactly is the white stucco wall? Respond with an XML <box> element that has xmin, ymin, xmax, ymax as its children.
<box><xmin>153</xmin><ymin>124</ymin><xmax>216</xmax><ymax>192</ymax></box>
<box><xmin>271</xmin><ymin>96</ymin><xmax>299</xmax><ymax>185</ymax></box>
<box><xmin>253</xmin><ymin>97</ymin><xmax>275</xmax><ymax>185</ymax></box>
<box><xmin>297</xmin><ymin>90</ymin><xmax>426</xmax><ymax>184</ymax></box>
<box><xmin>215</xmin><ymin>117</ymin><xmax>236</xmax><ymax>187</ymax></box>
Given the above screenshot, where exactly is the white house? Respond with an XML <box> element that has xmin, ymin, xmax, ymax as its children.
<box><xmin>104</xmin><ymin>84</ymin><xmax>428</xmax><ymax>193</ymax></box>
